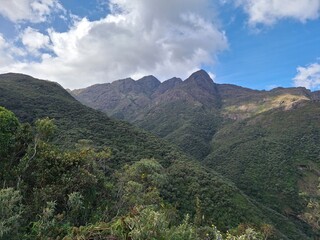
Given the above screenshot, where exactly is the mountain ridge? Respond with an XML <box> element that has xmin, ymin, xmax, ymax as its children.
<box><xmin>71</xmin><ymin>69</ymin><xmax>316</xmax><ymax>159</ymax></box>
<box><xmin>72</xmin><ymin>69</ymin><xmax>317</xmax><ymax>119</ymax></box>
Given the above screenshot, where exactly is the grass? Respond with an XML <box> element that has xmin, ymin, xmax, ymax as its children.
<box><xmin>222</xmin><ymin>94</ymin><xmax>310</xmax><ymax>119</ymax></box>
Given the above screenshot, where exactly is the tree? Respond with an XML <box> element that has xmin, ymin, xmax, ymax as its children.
<box><xmin>0</xmin><ymin>106</ymin><xmax>19</xmax><ymax>157</ymax></box>
<box><xmin>35</xmin><ymin>117</ymin><xmax>56</xmax><ymax>142</ymax></box>
<box><xmin>111</xmin><ymin>206</ymin><xmax>198</xmax><ymax>240</ymax></box>
<box><xmin>0</xmin><ymin>188</ymin><xmax>23</xmax><ymax>239</ymax></box>
<box><xmin>116</xmin><ymin>159</ymin><xmax>167</xmax><ymax>212</ymax></box>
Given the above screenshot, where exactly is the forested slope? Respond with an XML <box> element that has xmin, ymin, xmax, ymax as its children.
<box><xmin>0</xmin><ymin>73</ymin><xmax>300</xmax><ymax>239</ymax></box>
<box><xmin>71</xmin><ymin>70</ymin><xmax>320</xmax><ymax>238</ymax></box>
<box><xmin>204</xmin><ymin>101</ymin><xmax>320</xmax><ymax>235</ymax></box>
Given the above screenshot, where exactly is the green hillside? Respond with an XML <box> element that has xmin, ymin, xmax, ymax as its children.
<box><xmin>204</xmin><ymin>102</ymin><xmax>320</xmax><ymax>226</ymax></box>
<box><xmin>0</xmin><ymin>73</ymin><xmax>184</xmax><ymax>168</ymax></box>
<box><xmin>0</xmin><ymin>73</ymin><xmax>297</xmax><ymax>239</ymax></box>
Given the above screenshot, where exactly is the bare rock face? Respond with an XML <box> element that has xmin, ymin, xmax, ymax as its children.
<box><xmin>311</xmin><ymin>90</ymin><xmax>320</xmax><ymax>100</ymax></box>
<box><xmin>136</xmin><ymin>75</ymin><xmax>161</xmax><ymax>96</ymax></box>
<box><xmin>72</xmin><ymin>69</ymin><xmax>316</xmax><ymax>124</ymax></box>
<box><xmin>179</xmin><ymin>69</ymin><xmax>220</xmax><ymax>107</ymax></box>
<box><xmin>183</xmin><ymin>70</ymin><xmax>217</xmax><ymax>93</ymax></box>
<box><xmin>152</xmin><ymin>77</ymin><xmax>182</xmax><ymax>97</ymax></box>
<box><xmin>73</xmin><ymin>76</ymin><xmax>160</xmax><ymax>121</ymax></box>
<box><xmin>72</xmin><ymin>70</ymin><xmax>222</xmax><ymax>121</ymax></box>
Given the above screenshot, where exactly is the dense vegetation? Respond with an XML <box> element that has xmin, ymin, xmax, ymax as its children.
<box><xmin>0</xmin><ymin>73</ymin><xmax>292</xmax><ymax>239</ymax></box>
<box><xmin>204</xmin><ymin>102</ymin><xmax>320</xmax><ymax>236</ymax></box>
<box><xmin>1</xmin><ymin>73</ymin><xmax>320</xmax><ymax>238</ymax></box>
<box><xmin>0</xmin><ymin>107</ymin><xmax>274</xmax><ymax>239</ymax></box>
<box><xmin>72</xmin><ymin>70</ymin><xmax>320</xmax><ymax>238</ymax></box>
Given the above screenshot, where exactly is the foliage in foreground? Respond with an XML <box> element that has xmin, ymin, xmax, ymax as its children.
<box><xmin>0</xmin><ymin>106</ymin><xmax>274</xmax><ymax>239</ymax></box>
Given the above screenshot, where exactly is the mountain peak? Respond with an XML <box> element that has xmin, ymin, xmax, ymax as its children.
<box><xmin>185</xmin><ymin>69</ymin><xmax>214</xmax><ymax>87</ymax></box>
<box><xmin>153</xmin><ymin>77</ymin><xmax>182</xmax><ymax>96</ymax></box>
<box><xmin>184</xmin><ymin>69</ymin><xmax>217</xmax><ymax>94</ymax></box>
<box><xmin>137</xmin><ymin>75</ymin><xmax>161</xmax><ymax>94</ymax></box>
<box><xmin>137</xmin><ymin>75</ymin><xmax>160</xmax><ymax>85</ymax></box>
<box><xmin>190</xmin><ymin>69</ymin><xmax>212</xmax><ymax>79</ymax></box>
<box><xmin>113</xmin><ymin>77</ymin><xmax>135</xmax><ymax>85</ymax></box>
<box><xmin>162</xmin><ymin>77</ymin><xmax>182</xmax><ymax>87</ymax></box>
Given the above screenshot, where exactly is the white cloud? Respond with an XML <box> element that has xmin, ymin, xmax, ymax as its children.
<box><xmin>0</xmin><ymin>0</ymin><xmax>228</xmax><ymax>89</ymax></box>
<box><xmin>293</xmin><ymin>62</ymin><xmax>320</xmax><ymax>90</ymax></box>
<box><xmin>0</xmin><ymin>35</ymin><xmax>12</xmax><ymax>65</ymax></box>
<box><xmin>235</xmin><ymin>0</ymin><xmax>320</xmax><ymax>26</ymax></box>
<box><xmin>0</xmin><ymin>0</ymin><xmax>64</xmax><ymax>23</ymax></box>
<box><xmin>0</xmin><ymin>34</ymin><xmax>26</xmax><ymax>66</ymax></box>
<box><xmin>21</xmin><ymin>27</ymin><xmax>50</xmax><ymax>55</ymax></box>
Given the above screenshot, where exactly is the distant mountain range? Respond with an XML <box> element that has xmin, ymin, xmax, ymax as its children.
<box><xmin>72</xmin><ymin>70</ymin><xmax>319</xmax><ymax>159</ymax></box>
<box><xmin>1</xmin><ymin>72</ymin><xmax>320</xmax><ymax>238</ymax></box>
<box><xmin>72</xmin><ymin>70</ymin><xmax>319</xmax><ymax>120</ymax></box>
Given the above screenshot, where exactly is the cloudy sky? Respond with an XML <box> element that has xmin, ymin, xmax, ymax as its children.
<box><xmin>0</xmin><ymin>0</ymin><xmax>319</xmax><ymax>90</ymax></box>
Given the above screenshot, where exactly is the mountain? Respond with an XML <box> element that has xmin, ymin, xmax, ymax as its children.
<box><xmin>73</xmin><ymin>70</ymin><xmax>223</xmax><ymax>159</ymax></box>
<box><xmin>72</xmin><ymin>70</ymin><xmax>313</xmax><ymax>159</ymax></box>
<box><xmin>73</xmin><ymin>70</ymin><xmax>221</xmax><ymax>119</ymax></box>
<box><xmin>0</xmin><ymin>72</ymin><xmax>298</xmax><ymax>238</ymax></box>
<box><xmin>72</xmin><ymin>76</ymin><xmax>161</xmax><ymax>121</ymax></box>
<box><xmin>72</xmin><ymin>70</ymin><xmax>320</xmax><ymax>238</ymax></box>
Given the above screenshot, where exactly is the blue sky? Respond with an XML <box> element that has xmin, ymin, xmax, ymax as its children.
<box><xmin>213</xmin><ymin>3</ymin><xmax>320</xmax><ymax>90</ymax></box>
<box><xmin>0</xmin><ymin>0</ymin><xmax>319</xmax><ymax>90</ymax></box>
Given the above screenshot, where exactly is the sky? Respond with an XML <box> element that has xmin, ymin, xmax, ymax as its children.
<box><xmin>0</xmin><ymin>0</ymin><xmax>319</xmax><ymax>90</ymax></box>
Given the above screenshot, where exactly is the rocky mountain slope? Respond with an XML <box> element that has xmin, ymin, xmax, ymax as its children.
<box><xmin>73</xmin><ymin>70</ymin><xmax>315</xmax><ymax>159</ymax></box>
